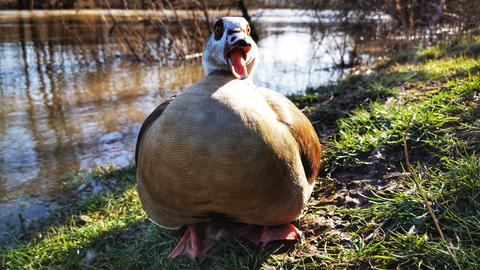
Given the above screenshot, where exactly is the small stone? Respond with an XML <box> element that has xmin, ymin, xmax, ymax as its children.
<box><xmin>77</xmin><ymin>215</ymin><xmax>92</xmax><ymax>225</ymax></box>
<box><xmin>82</xmin><ymin>249</ymin><xmax>96</xmax><ymax>264</ymax></box>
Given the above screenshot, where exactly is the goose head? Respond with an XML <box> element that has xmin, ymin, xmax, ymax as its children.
<box><xmin>202</xmin><ymin>17</ymin><xmax>259</xmax><ymax>80</ymax></box>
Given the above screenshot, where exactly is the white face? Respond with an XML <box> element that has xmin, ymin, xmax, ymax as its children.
<box><xmin>202</xmin><ymin>17</ymin><xmax>259</xmax><ymax>80</ymax></box>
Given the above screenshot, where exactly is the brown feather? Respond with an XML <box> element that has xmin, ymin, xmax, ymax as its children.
<box><xmin>135</xmin><ymin>96</ymin><xmax>176</xmax><ymax>165</ymax></box>
<box><xmin>136</xmin><ymin>74</ymin><xmax>321</xmax><ymax>229</ymax></box>
<box><xmin>256</xmin><ymin>87</ymin><xmax>322</xmax><ymax>184</ymax></box>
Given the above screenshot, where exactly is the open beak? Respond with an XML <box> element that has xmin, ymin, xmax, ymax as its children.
<box><xmin>226</xmin><ymin>33</ymin><xmax>252</xmax><ymax>80</ymax></box>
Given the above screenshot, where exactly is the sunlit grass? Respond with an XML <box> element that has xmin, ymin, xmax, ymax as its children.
<box><xmin>328</xmin><ymin>73</ymin><xmax>479</xmax><ymax>169</ymax></box>
<box><xmin>375</xmin><ymin>34</ymin><xmax>480</xmax><ymax>70</ymax></box>
<box><xmin>325</xmin><ymin>153</ymin><xmax>480</xmax><ymax>269</ymax></box>
<box><xmin>394</xmin><ymin>57</ymin><xmax>480</xmax><ymax>80</ymax></box>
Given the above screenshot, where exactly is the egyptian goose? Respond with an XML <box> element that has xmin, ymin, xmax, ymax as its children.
<box><xmin>135</xmin><ymin>17</ymin><xmax>321</xmax><ymax>260</ymax></box>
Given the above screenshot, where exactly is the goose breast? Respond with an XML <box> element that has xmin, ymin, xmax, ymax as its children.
<box><xmin>136</xmin><ymin>74</ymin><xmax>319</xmax><ymax>229</ymax></box>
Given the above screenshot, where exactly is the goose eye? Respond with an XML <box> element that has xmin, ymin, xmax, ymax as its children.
<box><xmin>214</xmin><ymin>26</ymin><xmax>222</xmax><ymax>37</ymax></box>
<box><xmin>246</xmin><ymin>25</ymin><xmax>251</xmax><ymax>36</ymax></box>
<box><xmin>213</xmin><ymin>19</ymin><xmax>224</xmax><ymax>40</ymax></box>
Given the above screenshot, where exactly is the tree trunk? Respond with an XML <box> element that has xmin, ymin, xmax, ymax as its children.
<box><xmin>237</xmin><ymin>0</ymin><xmax>259</xmax><ymax>41</ymax></box>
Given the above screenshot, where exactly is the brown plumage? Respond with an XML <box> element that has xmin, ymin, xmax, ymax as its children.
<box><xmin>136</xmin><ymin>74</ymin><xmax>321</xmax><ymax>228</ymax></box>
<box><xmin>135</xmin><ymin>17</ymin><xmax>321</xmax><ymax>260</ymax></box>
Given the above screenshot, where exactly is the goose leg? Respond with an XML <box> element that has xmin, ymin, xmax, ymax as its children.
<box><xmin>168</xmin><ymin>224</ymin><xmax>214</xmax><ymax>261</ymax></box>
<box><xmin>168</xmin><ymin>222</ymin><xmax>228</xmax><ymax>261</ymax></box>
<box><xmin>168</xmin><ymin>222</ymin><xmax>301</xmax><ymax>260</ymax></box>
<box><xmin>239</xmin><ymin>223</ymin><xmax>302</xmax><ymax>246</ymax></box>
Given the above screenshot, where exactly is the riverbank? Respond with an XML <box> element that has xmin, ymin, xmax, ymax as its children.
<box><xmin>0</xmin><ymin>9</ymin><xmax>242</xmax><ymax>22</ymax></box>
<box><xmin>2</xmin><ymin>35</ymin><xmax>480</xmax><ymax>269</ymax></box>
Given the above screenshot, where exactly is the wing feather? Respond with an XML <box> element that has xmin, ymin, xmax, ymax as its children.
<box><xmin>256</xmin><ymin>88</ymin><xmax>321</xmax><ymax>183</ymax></box>
<box><xmin>135</xmin><ymin>96</ymin><xmax>176</xmax><ymax>164</ymax></box>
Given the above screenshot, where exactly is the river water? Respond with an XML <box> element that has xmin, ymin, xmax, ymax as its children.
<box><xmin>0</xmin><ymin>9</ymin><xmax>387</xmax><ymax>243</ymax></box>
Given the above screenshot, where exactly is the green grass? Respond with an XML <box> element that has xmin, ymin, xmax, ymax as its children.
<box><xmin>2</xmin><ymin>36</ymin><xmax>480</xmax><ymax>269</ymax></box>
<box><xmin>328</xmin><ymin>73</ymin><xmax>479</xmax><ymax>168</ymax></box>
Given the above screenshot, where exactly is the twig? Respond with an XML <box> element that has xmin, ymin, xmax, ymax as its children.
<box><xmin>18</xmin><ymin>213</ymin><xmax>27</xmax><ymax>235</ymax></box>
<box><xmin>198</xmin><ymin>0</ymin><xmax>211</xmax><ymax>35</ymax></box>
<box><xmin>237</xmin><ymin>0</ymin><xmax>259</xmax><ymax>42</ymax></box>
<box><xmin>402</xmin><ymin>115</ymin><xmax>462</xmax><ymax>270</ymax></box>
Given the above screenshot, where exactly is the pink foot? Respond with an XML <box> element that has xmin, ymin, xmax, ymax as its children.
<box><xmin>239</xmin><ymin>223</ymin><xmax>302</xmax><ymax>246</ymax></box>
<box><xmin>167</xmin><ymin>222</ymin><xmax>301</xmax><ymax>260</ymax></box>
<box><xmin>167</xmin><ymin>224</ymin><xmax>215</xmax><ymax>261</ymax></box>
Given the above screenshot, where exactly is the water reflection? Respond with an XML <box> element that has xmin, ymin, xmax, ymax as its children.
<box><xmin>254</xmin><ymin>24</ymin><xmax>348</xmax><ymax>92</ymax></box>
<box><xmin>0</xmin><ymin>17</ymin><xmax>205</xmax><ymax>202</ymax></box>
<box><xmin>253</xmin><ymin>9</ymin><xmax>382</xmax><ymax>92</ymax></box>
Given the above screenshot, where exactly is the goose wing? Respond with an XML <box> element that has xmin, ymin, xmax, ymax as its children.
<box><xmin>256</xmin><ymin>87</ymin><xmax>322</xmax><ymax>184</ymax></box>
<box><xmin>135</xmin><ymin>95</ymin><xmax>176</xmax><ymax>165</ymax></box>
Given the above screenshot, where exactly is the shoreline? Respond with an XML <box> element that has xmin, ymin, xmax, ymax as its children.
<box><xmin>0</xmin><ymin>9</ymin><xmax>243</xmax><ymax>22</ymax></box>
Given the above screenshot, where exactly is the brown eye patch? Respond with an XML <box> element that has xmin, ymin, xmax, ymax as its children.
<box><xmin>213</xmin><ymin>19</ymin><xmax>224</xmax><ymax>40</ymax></box>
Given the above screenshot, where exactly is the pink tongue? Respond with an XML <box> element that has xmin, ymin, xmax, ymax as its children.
<box><xmin>229</xmin><ymin>49</ymin><xmax>248</xmax><ymax>79</ymax></box>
